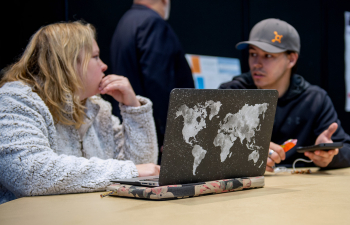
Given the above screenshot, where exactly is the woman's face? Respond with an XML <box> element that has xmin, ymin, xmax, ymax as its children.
<box><xmin>78</xmin><ymin>39</ymin><xmax>107</xmax><ymax>100</ymax></box>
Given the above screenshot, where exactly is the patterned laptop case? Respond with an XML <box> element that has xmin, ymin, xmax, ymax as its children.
<box><xmin>101</xmin><ymin>176</ymin><xmax>264</xmax><ymax>200</ymax></box>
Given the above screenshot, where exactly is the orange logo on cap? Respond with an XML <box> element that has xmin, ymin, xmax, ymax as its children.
<box><xmin>271</xmin><ymin>31</ymin><xmax>283</xmax><ymax>43</ymax></box>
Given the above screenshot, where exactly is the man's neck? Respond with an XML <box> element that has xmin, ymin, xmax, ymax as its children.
<box><xmin>276</xmin><ymin>79</ymin><xmax>290</xmax><ymax>98</ymax></box>
<box><xmin>135</xmin><ymin>1</ymin><xmax>165</xmax><ymax>19</ymax></box>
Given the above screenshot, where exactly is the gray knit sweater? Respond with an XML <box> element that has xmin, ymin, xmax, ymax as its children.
<box><xmin>0</xmin><ymin>81</ymin><xmax>158</xmax><ymax>204</ymax></box>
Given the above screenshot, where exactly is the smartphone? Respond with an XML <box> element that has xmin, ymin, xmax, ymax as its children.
<box><xmin>296</xmin><ymin>142</ymin><xmax>343</xmax><ymax>153</ymax></box>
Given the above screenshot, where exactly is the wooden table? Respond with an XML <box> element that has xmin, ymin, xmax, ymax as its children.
<box><xmin>1</xmin><ymin>167</ymin><xmax>350</xmax><ymax>225</ymax></box>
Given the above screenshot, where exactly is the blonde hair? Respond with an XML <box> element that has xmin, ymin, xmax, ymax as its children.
<box><xmin>0</xmin><ymin>21</ymin><xmax>96</xmax><ymax>128</ymax></box>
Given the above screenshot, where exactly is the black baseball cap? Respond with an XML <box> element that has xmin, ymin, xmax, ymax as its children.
<box><xmin>236</xmin><ymin>18</ymin><xmax>300</xmax><ymax>53</ymax></box>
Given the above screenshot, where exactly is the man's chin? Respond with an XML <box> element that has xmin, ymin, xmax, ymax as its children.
<box><xmin>253</xmin><ymin>80</ymin><xmax>266</xmax><ymax>89</ymax></box>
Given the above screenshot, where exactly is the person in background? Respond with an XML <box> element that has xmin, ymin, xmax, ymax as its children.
<box><xmin>219</xmin><ymin>18</ymin><xmax>350</xmax><ymax>171</ymax></box>
<box><xmin>110</xmin><ymin>0</ymin><xmax>195</xmax><ymax>163</ymax></box>
<box><xmin>0</xmin><ymin>21</ymin><xmax>159</xmax><ymax>205</ymax></box>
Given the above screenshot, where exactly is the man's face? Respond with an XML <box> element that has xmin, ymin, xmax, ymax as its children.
<box><xmin>248</xmin><ymin>45</ymin><xmax>291</xmax><ymax>90</ymax></box>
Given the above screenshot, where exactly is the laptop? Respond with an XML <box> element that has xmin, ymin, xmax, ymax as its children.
<box><xmin>112</xmin><ymin>89</ymin><xmax>278</xmax><ymax>187</ymax></box>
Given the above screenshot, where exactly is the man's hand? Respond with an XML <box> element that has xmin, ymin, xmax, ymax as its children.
<box><xmin>305</xmin><ymin>122</ymin><xmax>339</xmax><ymax>167</ymax></box>
<box><xmin>266</xmin><ymin>142</ymin><xmax>286</xmax><ymax>172</ymax></box>
<box><xmin>135</xmin><ymin>163</ymin><xmax>160</xmax><ymax>177</ymax></box>
<box><xmin>99</xmin><ymin>75</ymin><xmax>141</xmax><ymax>107</ymax></box>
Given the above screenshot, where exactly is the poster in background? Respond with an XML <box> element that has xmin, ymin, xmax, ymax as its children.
<box><xmin>345</xmin><ymin>11</ymin><xmax>350</xmax><ymax>111</ymax></box>
<box><xmin>185</xmin><ymin>54</ymin><xmax>241</xmax><ymax>89</ymax></box>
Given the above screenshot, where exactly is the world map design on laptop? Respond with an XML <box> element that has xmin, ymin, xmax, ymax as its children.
<box><xmin>175</xmin><ymin>101</ymin><xmax>269</xmax><ymax>176</ymax></box>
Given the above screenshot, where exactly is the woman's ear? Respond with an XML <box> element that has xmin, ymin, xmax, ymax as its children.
<box><xmin>287</xmin><ymin>52</ymin><xmax>299</xmax><ymax>68</ymax></box>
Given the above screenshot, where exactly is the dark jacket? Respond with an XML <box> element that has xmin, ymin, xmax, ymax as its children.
<box><xmin>219</xmin><ymin>72</ymin><xmax>350</xmax><ymax>168</ymax></box>
<box><xmin>110</xmin><ymin>4</ymin><xmax>194</xmax><ymax>154</ymax></box>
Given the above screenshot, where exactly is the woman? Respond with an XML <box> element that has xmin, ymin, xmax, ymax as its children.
<box><xmin>0</xmin><ymin>21</ymin><xmax>159</xmax><ymax>204</ymax></box>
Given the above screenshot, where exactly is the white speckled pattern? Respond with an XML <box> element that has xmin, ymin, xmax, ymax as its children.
<box><xmin>0</xmin><ymin>81</ymin><xmax>158</xmax><ymax>204</ymax></box>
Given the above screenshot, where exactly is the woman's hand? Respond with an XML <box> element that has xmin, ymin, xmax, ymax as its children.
<box><xmin>266</xmin><ymin>142</ymin><xmax>286</xmax><ymax>172</ymax></box>
<box><xmin>99</xmin><ymin>75</ymin><xmax>141</xmax><ymax>107</ymax></box>
<box><xmin>135</xmin><ymin>163</ymin><xmax>160</xmax><ymax>177</ymax></box>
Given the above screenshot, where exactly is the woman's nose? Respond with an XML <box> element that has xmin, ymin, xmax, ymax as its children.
<box><xmin>101</xmin><ymin>61</ymin><xmax>108</xmax><ymax>72</ymax></box>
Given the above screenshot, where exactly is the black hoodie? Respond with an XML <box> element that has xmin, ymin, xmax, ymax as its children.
<box><xmin>219</xmin><ymin>72</ymin><xmax>350</xmax><ymax>168</ymax></box>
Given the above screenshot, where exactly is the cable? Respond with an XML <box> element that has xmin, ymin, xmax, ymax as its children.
<box><xmin>292</xmin><ymin>158</ymin><xmax>313</xmax><ymax>172</ymax></box>
<box><xmin>273</xmin><ymin>158</ymin><xmax>313</xmax><ymax>174</ymax></box>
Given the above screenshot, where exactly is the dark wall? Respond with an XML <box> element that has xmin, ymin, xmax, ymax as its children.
<box><xmin>3</xmin><ymin>0</ymin><xmax>350</xmax><ymax>133</ymax></box>
<box><xmin>326</xmin><ymin>0</ymin><xmax>350</xmax><ymax>133</ymax></box>
<box><xmin>1</xmin><ymin>0</ymin><xmax>65</xmax><ymax>72</ymax></box>
<box><xmin>67</xmin><ymin>0</ymin><xmax>132</xmax><ymax>74</ymax></box>
<box><xmin>168</xmin><ymin>0</ymin><xmax>243</xmax><ymax>59</ymax></box>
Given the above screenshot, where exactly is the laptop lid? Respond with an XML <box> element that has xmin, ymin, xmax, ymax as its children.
<box><xmin>158</xmin><ymin>89</ymin><xmax>278</xmax><ymax>186</ymax></box>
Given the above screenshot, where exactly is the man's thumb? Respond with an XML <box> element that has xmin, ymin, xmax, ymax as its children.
<box><xmin>325</xmin><ymin>123</ymin><xmax>338</xmax><ymax>139</ymax></box>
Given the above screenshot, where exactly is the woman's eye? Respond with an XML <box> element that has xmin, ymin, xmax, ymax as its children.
<box><xmin>266</xmin><ymin>54</ymin><xmax>272</xmax><ymax>58</ymax></box>
<box><xmin>93</xmin><ymin>55</ymin><xmax>99</xmax><ymax>59</ymax></box>
<box><xmin>250</xmin><ymin>53</ymin><xmax>257</xmax><ymax>57</ymax></box>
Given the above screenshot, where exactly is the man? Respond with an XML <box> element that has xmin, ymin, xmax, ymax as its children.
<box><xmin>110</xmin><ymin>0</ymin><xmax>195</xmax><ymax>163</ymax></box>
<box><xmin>219</xmin><ymin>18</ymin><xmax>350</xmax><ymax>171</ymax></box>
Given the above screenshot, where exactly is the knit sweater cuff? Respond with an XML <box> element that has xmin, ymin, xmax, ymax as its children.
<box><xmin>119</xmin><ymin>96</ymin><xmax>153</xmax><ymax>115</ymax></box>
<box><xmin>110</xmin><ymin>159</ymin><xmax>139</xmax><ymax>179</ymax></box>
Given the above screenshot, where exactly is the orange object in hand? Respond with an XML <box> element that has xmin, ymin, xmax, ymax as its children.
<box><xmin>280</xmin><ymin>139</ymin><xmax>297</xmax><ymax>152</ymax></box>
